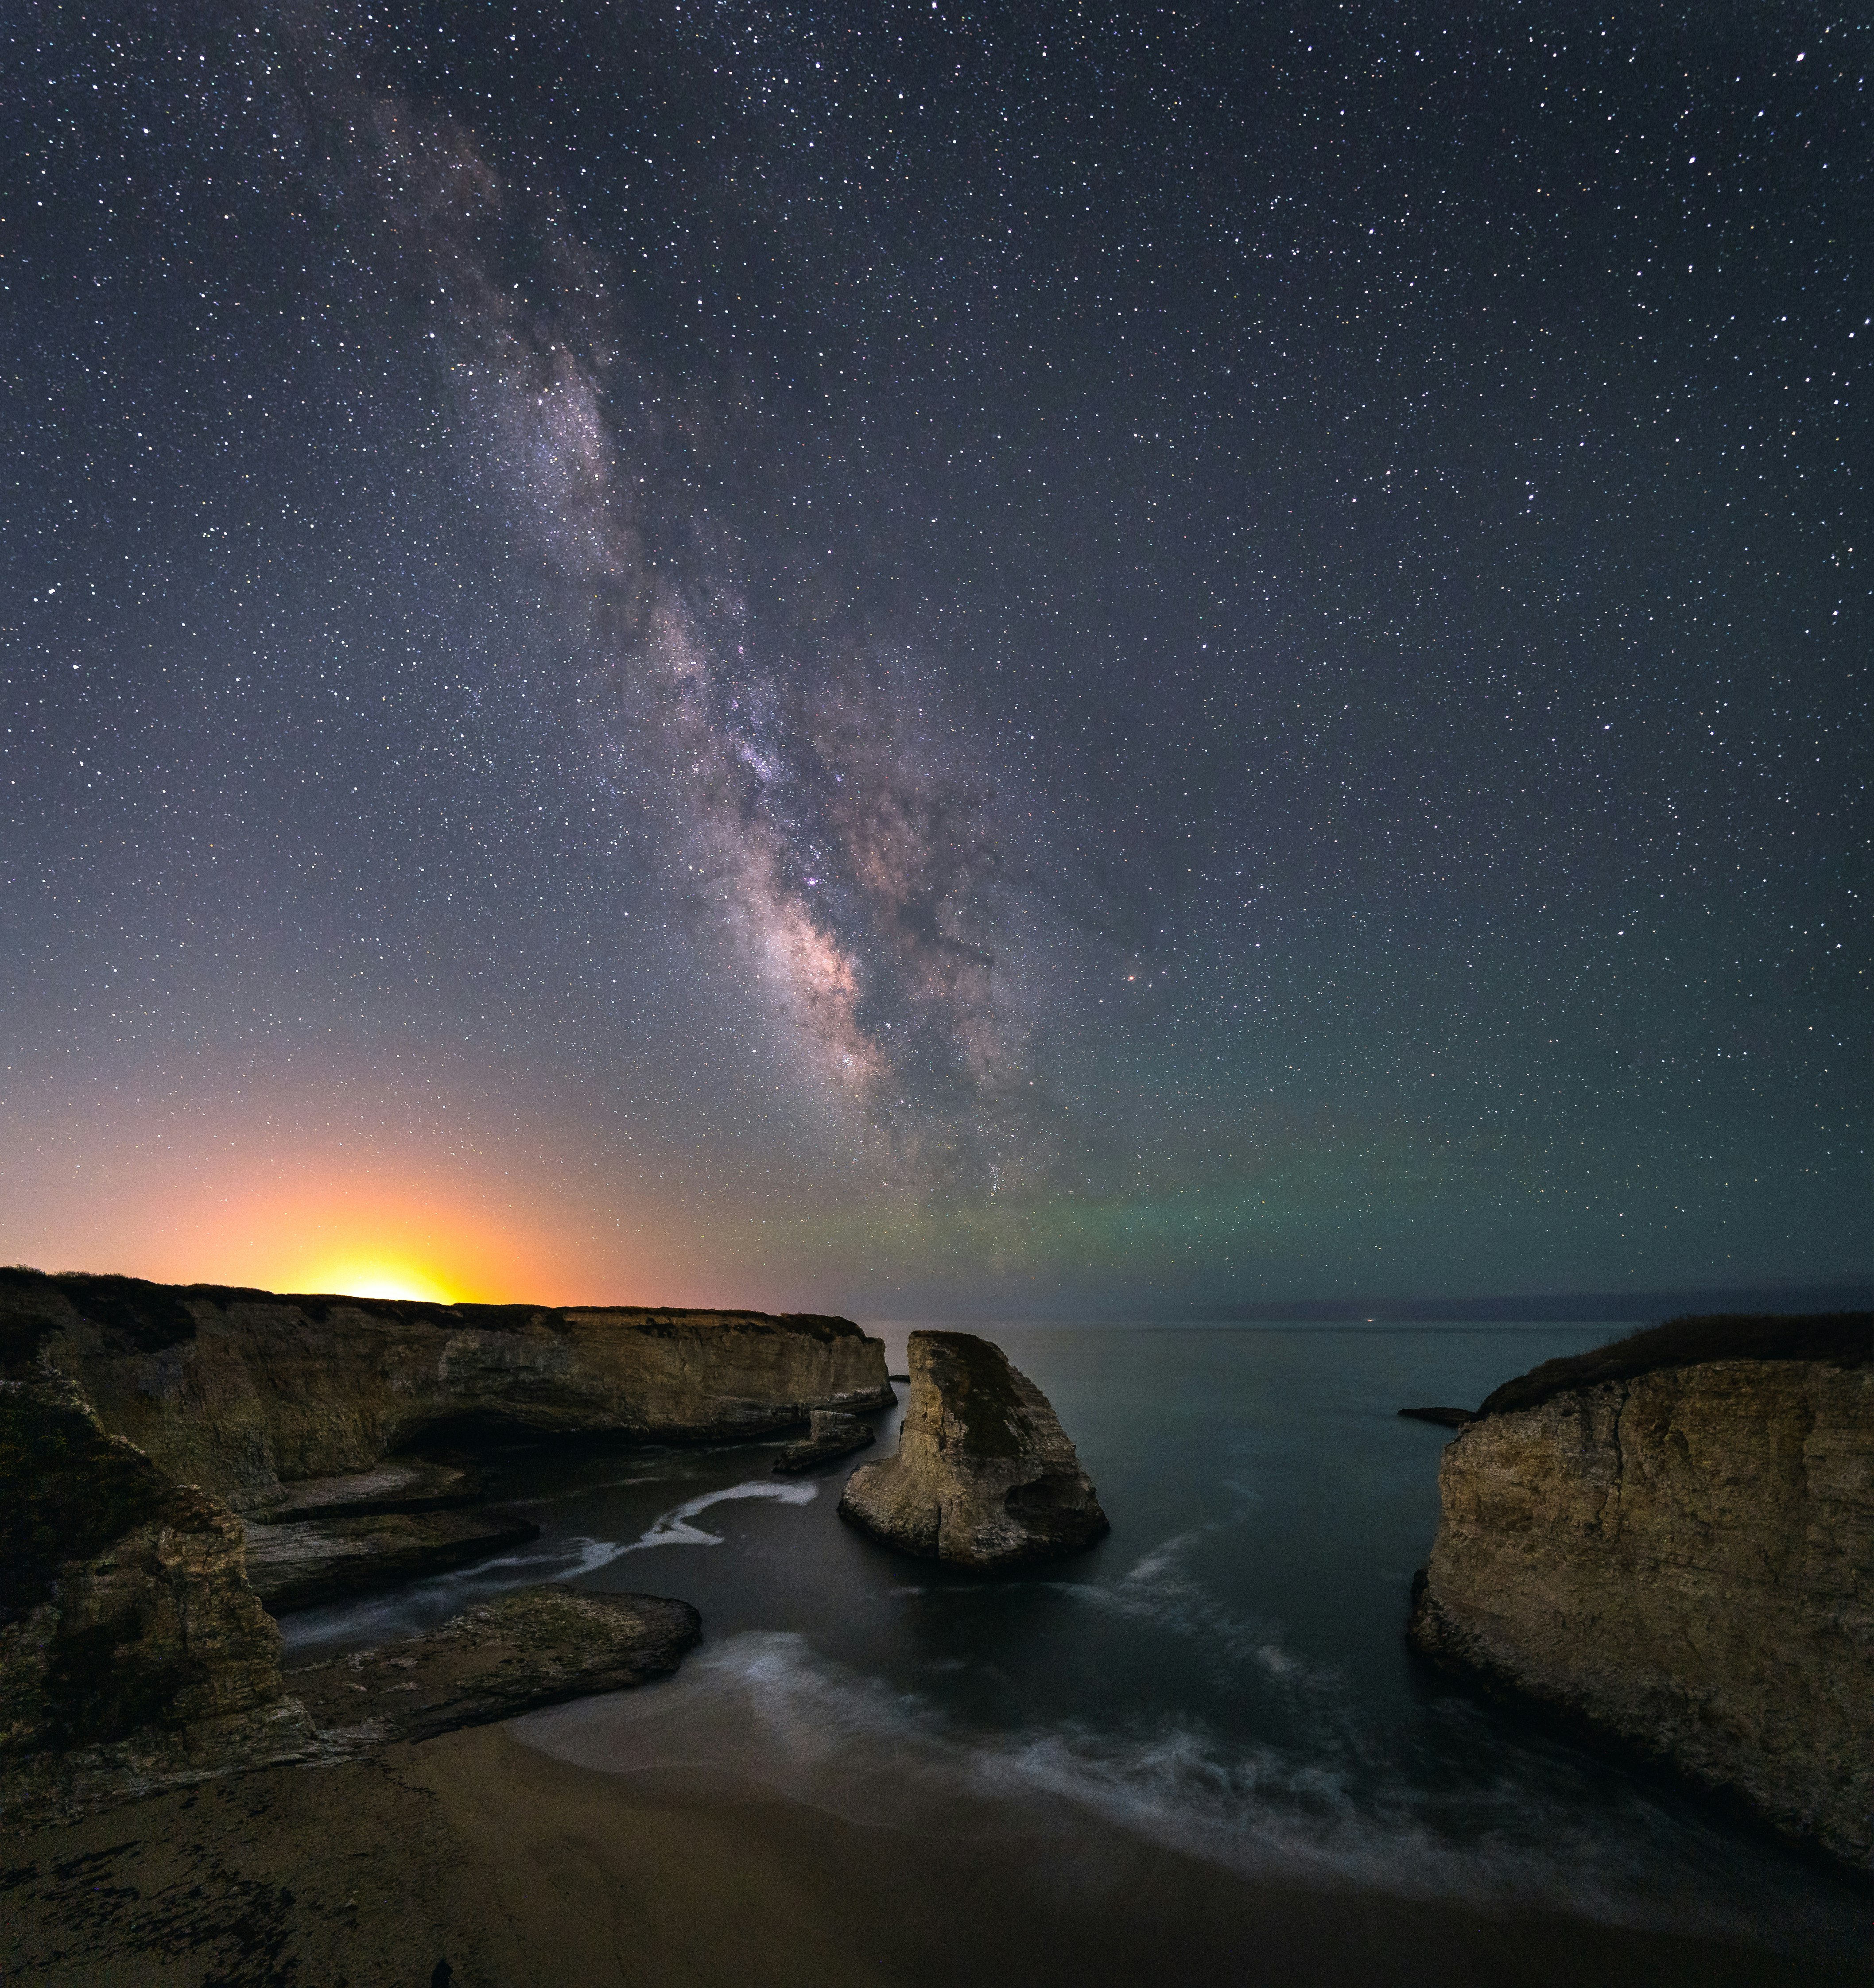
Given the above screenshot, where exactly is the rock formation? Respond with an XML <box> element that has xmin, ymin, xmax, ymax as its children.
<box><xmin>839</xmin><ymin>1332</ymin><xmax>1108</xmax><ymax>1566</ymax></box>
<box><xmin>287</xmin><ymin>1588</ymin><xmax>700</xmax><ymax>1744</ymax></box>
<box><xmin>241</xmin><ymin>1508</ymin><xmax>543</xmax><ymax>1614</ymax></box>
<box><xmin>0</xmin><ymin>1361</ymin><xmax>319</xmax><ymax>1826</ymax></box>
<box><xmin>0</xmin><ymin>1263</ymin><xmax>879</xmax><ymax>1821</ymax></box>
<box><xmin>773</xmin><ymin>1409</ymin><xmax>875</xmax><ymax>1473</ymax></box>
<box><xmin>1408</xmin><ymin>1311</ymin><xmax>1873</xmax><ymax>1872</ymax></box>
<box><xmin>0</xmin><ymin>1352</ymin><xmax>702</xmax><ymax>1823</ymax></box>
<box><xmin>0</xmin><ymin>1267</ymin><xmax>894</xmax><ymax>1513</ymax></box>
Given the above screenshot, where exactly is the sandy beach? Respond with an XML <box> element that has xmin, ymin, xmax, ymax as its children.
<box><xmin>4</xmin><ymin>1717</ymin><xmax>1863</xmax><ymax>1988</ymax></box>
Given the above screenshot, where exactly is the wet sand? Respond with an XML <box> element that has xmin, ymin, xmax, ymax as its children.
<box><xmin>3</xmin><ymin>1722</ymin><xmax>1863</xmax><ymax>1988</ymax></box>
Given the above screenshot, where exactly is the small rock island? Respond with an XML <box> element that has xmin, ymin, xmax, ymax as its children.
<box><xmin>839</xmin><ymin>1331</ymin><xmax>1108</xmax><ymax>1566</ymax></box>
<box><xmin>1408</xmin><ymin>1311</ymin><xmax>1873</xmax><ymax>1873</ymax></box>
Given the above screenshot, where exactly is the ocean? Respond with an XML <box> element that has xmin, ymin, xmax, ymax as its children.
<box><xmin>279</xmin><ymin>1322</ymin><xmax>1867</xmax><ymax>1967</ymax></box>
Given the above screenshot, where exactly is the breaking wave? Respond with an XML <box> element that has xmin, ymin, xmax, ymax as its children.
<box><xmin>511</xmin><ymin>1628</ymin><xmax>1866</xmax><ymax>1955</ymax></box>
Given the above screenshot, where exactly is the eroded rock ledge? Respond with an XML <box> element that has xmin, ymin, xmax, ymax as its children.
<box><xmin>839</xmin><ymin>1331</ymin><xmax>1108</xmax><ymax>1567</ymax></box>
<box><xmin>1408</xmin><ymin>1311</ymin><xmax>1873</xmax><ymax>1873</ymax></box>
<box><xmin>774</xmin><ymin>1409</ymin><xmax>874</xmax><ymax>1474</ymax></box>
<box><xmin>288</xmin><ymin>1588</ymin><xmax>699</xmax><ymax>1745</ymax></box>
<box><xmin>241</xmin><ymin>1508</ymin><xmax>543</xmax><ymax>1614</ymax></box>
<box><xmin>0</xmin><ymin>1364</ymin><xmax>698</xmax><ymax>1825</ymax></box>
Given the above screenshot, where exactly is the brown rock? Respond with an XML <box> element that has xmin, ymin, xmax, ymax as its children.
<box><xmin>773</xmin><ymin>1409</ymin><xmax>875</xmax><ymax>1473</ymax></box>
<box><xmin>839</xmin><ymin>1332</ymin><xmax>1108</xmax><ymax>1567</ymax></box>
<box><xmin>0</xmin><ymin>1363</ymin><xmax>316</xmax><ymax>1827</ymax></box>
<box><xmin>241</xmin><ymin>1507</ymin><xmax>543</xmax><ymax>1614</ymax></box>
<box><xmin>264</xmin><ymin>1457</ymin><xmax>483</xmax><ymax>1521</ymax></box>
<box><xmin>288</xmin><ymin>1586</ymin><xmax>700</xmax><ymax>1744</ymax></box>
<box><xmin>0</xmin><ymin>1267</ymin><xmax>893</xmax><ymax>1512</ymax></box>
<box><xmin>1408</xmin><ymin>1314</ymin><xmax>1874</xmax><ymax>1872</ymax></box>
<box><xmin>0</xmin><ymin>1277</ymin><xmax>726</xmax><ymax>1826</ymax></box>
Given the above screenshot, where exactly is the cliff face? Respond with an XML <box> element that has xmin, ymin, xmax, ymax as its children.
<box><xmin>1</xmin><ymin>1269</ymin><xmax>893</xmax><ymax>1511</ymax></box>
<box><xmin>839</xmin><ymin>1331</ymin><xmax>1108</xmax><ymax>1567</ymax></box>
<box><xmin>1409</xmin><ymin>1320</ymin><xmax>1873</xmax><ymax>1872</ymax></box>
<box><xmin>0</xmin><ymin>1364</ymin><xmax>316</xmax><ymax>1823</ymax></box>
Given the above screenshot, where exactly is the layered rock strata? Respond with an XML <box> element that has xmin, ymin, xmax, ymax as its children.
<box><xmin>265</xmin><ymin>1458</ymin><xmax>484</xmax><ymax>1521</ymax></box>
<box><xmin>774</xmin><ymin>1409</ymin><xmax>875</xmax><ymax>1473</ymax></box>
<box><xmin>241</xmin><ymin>1508</ymin><xmax>542</xmax><ymax>1614</ymax></box>
<box><xmin>0</xmin><ymin>1267</ymin><xmax>893</xmax><ymax>1513</ymax></box>
<box><xmin>0</xmin><ymin>1363</ymin><xmax>318</xmax><ymax>1826</ymax></box>
<box><xmin>287</xmin><ymin>1588</ymin><xmax>700</xmax><ymax>1744</ymax></box>
<box><xmin>0</xmin><ymin>1364</ymin><xmax>699</xmax><ymax>1823</ymax></box>
<box><xmin>1408</xmin><ymin>1312</ymin><xmax>1873</xmax><ymax>1871</ymax></box>
<box><xmin>839</xmin><ymin>1332</ymin><xmax>1108</xmax><ymax>1566</ymax></box>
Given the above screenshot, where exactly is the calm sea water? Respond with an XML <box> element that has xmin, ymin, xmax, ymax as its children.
<box><xmin>279</xmin><ymin>1323</ymin><xmax>1866</xmax><ymax>1958</ymax></box>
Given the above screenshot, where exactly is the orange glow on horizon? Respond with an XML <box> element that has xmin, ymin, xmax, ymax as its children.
<box><xmin>285</xmin><ymin>1254</ymin><xmax>466</xmax><ymax>1305</ymax></box>
<box><xmin>0</xmin><ymin>1094</ymin><xmax>765</xmax><ymax>1310</ymax></box>
<box><xmin>97</xmin><ymin>1166</ymin><xmax>649</xmax><ymax>1306</ymax></box>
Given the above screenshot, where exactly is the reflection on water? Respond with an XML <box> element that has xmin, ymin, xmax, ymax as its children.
<box><xmin>279</xmin><ymin>1324</ymin><xmax>1868</xmax><ymax>1958</ymax></box>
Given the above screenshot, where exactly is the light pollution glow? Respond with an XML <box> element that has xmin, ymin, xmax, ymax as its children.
<box><xmin>0</xmin><ymin>1107</ymin><xmax>671</xmax><ymax>1306</ymax></box>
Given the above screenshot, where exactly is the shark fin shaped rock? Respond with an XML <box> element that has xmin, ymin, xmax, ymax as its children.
<box><xmin>839</xmin><ymin>1332</ymin><xmax>1108</xmax><ymax>1567</ymax></box>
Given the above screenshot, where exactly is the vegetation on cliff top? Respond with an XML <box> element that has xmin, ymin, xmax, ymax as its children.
<box><xmin>1477</xmin><ymin>1311</ymin><xmax>1873</xmax><ymax>1419</ymax></box>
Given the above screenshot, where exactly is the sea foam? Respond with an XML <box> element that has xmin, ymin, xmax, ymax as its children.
<box><xmin>511</xmin><ymin>1627</ymin><xmax>1865</xmax><ymax>1955</ymax></box>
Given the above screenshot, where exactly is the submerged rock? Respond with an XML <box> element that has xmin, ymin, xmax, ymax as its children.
<box><xmin>774</xmin><ymin>1410</ymin><xmax>875</xmax><ymax>1474</ymax></box>
<box><xmin>1408</xmin><ymin>1311</ymin><xmax>1873</xmax><ymax>1873</ymax></box>
<box><xmin>289</xmin><ymin>1588</ymin><xmax>700</xmax><ymax>1744</ymax></box>
<box><xmin>241</xmin><ymin>1508</ymin><xmax>542</xmax><ymax>1614</ymax></box>
<box><xmin>1396</xmin><ymin>1406</ymin><xmax>1473</xmax><ymax>1428</ymax></box>
<box><xmin>839</xmin><ymin>1332</ymin><xmax>1108</xmax><ymax>1567</ymax></box>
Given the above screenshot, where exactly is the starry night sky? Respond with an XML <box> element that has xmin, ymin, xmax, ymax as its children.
<box><xmin>2</xmin><ymin>3</ymin><xmax>1866</xmax><ymax>1314</ymax></box>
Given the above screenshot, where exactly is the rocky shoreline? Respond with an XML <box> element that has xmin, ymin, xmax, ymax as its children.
<box><xmin>12</xmin><ymin>1268</ymin><xmax>1864</xmax><ymax>1904</ymax></box>
<box><xmin>0</xmin><ymin>1266</ymin><xmax>893</xmax><ymax>1515</ymax></box>
<box><xmin>0</xmin><ymin>1267</ymin><xmax>896</xmax><ymax>1824</ymax></box>
<box><xmin>241</xmin><ymin>1507</ymin><xmax>544</xmax><ymax>1613</ymax></box>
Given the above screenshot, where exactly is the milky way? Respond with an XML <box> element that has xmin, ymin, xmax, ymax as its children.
<box><xmin>1</xmin><ymin>3</ymin><xmax>1864</xmax><ymax>1310</ymax></box>
<box><xmin>326</xmin><ymin>43</ymin><xmax>1070</xmax><ymax>1196</ymax></box>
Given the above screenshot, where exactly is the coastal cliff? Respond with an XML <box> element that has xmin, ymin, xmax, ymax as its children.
<box><xmin>0</xmin><ymin>1360</ymin><xmax>318</xmax><ymax>1823</ymax></box>
<box><xmin>840</xmin><ymin>1331</ymin><xmax>1108</xmax><ymax>1566</ymax></box>
<box><xmin>1408</xmin><ymin>1313</ymin><xmax>1873</xmax><ymax>1871</ymax></box>
<box><xmin>0</xmin><ymin>1267</ymin><xmax>893</xmax><ymax>1512</ymax></box>
<box><xmin>0</xmin><ymin>1265</ymin><xmax>887</xmax><ymax>1818</ymax></box>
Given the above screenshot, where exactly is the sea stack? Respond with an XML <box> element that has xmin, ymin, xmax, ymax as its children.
<box><xmin>839</xmin><ymin>1331</ymin><xmax>1108</xmax><ymax>1567</ymax></box>
<box><xmin>1408</xmin><ymin>1312</ymin><xmax>1874</xmax><ymax>1872</ymax></box>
